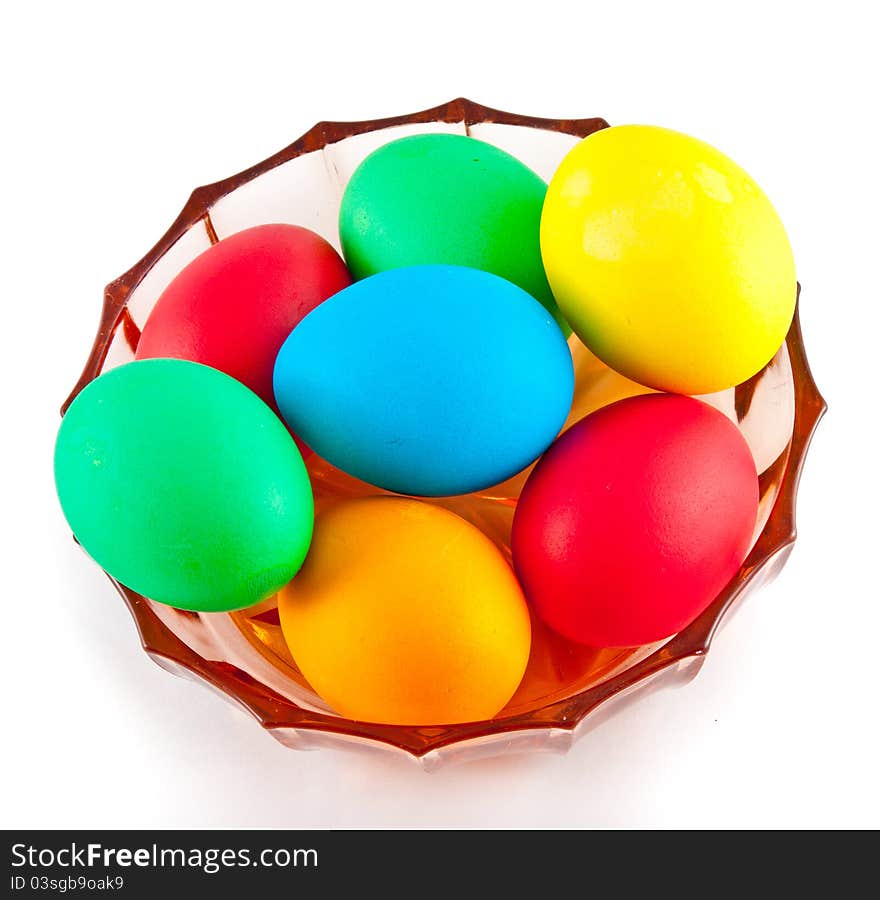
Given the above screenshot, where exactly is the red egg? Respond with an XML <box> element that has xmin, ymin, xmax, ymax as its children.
<box><xmin>512</xmin><ymin>394</ymin><xmax>758</xmax><ymax>648</ymax></box>
<box><xmin>136</xmin><ymin>224</ymin><xmax>351</xmax><ymax>438</ymax></box>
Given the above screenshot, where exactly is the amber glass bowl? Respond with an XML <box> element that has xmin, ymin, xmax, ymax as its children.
<box><xmin>62</xmin><ymin>99</ymin><xmax>825</xmax><ymax>769</ymax></box>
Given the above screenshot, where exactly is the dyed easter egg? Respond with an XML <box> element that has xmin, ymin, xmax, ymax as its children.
<box><xmin>512</xmin><ymin>394</ymin><xmax>758</xmax><ymax>647</ymax></box>
<box><xmin>278</xmin><ymin>497</ymin><xmax>531</xmax><ymax>725</ymax></box>
<box><xmin>339</xmin><ymin>133</ymin><xmax>567</xmax><ymax>330</ymax></box>
<box><xmin>480</xmin><ymin>335</ymin><xmax>736</xmax><ymax>501</ymax></box>
<box><xmin>541</xmin><ymin>125</ymin><xmax>796</xmax><ymax>393</ymax></box>
<box><xmin>54</xmin><ymin>359</ymin><xmax>313</xmax><ymax>612</ymax></box>
<box><xmin>136</xmin><ymin>224</ymin><xmax>351</xmax><ymax>428</ymax></box>
<box><xmin>273</xmin><ymin>265</ymin><xmax>574</xmax><ymax>496</ymax></box>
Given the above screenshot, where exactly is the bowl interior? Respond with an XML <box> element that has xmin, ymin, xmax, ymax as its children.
<box><xmin>74</xmin><ymin>101</ymin><xmax>813</xmax><ymax>761</ymax></box>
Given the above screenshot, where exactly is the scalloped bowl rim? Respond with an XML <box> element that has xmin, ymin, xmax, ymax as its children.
<box><xmin>60</xmin><ymin>98</ymin><xmax>826</xmax><ymax>763</ymax></box>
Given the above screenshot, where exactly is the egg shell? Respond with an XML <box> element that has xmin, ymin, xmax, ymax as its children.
<box><xmin>273</xmin><ymin>265</ymin><xmax>574</xmax><ymax>496</ymax></box>
<box><xmin>512</xmin><ymin>394</ymin><xmax>759</xmax><ymax>647</ymax></box>
<box><xmin>540</xmin><ymin>125</ymin><xmax>797</xmax><ymax>394</ymax></box>
<box><xmin>54</xmin><ymin>359</ymin><xmax>314</xmax><ymax>612</ymax></box>
<box><xmin>339</xmin><ymin>133</ymin><xmax>567</xmax><ymax>330</ymax></box>
<box><xmin>278</xmin><ymin>497</ymin><xmax>531</xmax><ymax>725</ymax></box>
<box><xmin>136</xmin><ymin>224</ymin><xmax>351</xmax><ymax>438</ymax></box>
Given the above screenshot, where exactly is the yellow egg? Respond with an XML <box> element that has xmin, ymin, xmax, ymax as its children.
<box><xmin>277</xmin><ymin>497</ymin><xmax>531</xmax><ymax>725</ymax></box>
<box><xmin>541</xmin><ymin>125</ymin><xmax>796</xmax><ymax>394</ymax></box>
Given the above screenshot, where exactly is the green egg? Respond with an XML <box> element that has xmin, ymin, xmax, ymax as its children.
<box><xmin>54</xmin><ymin>359</ymin><xmax>314</xmax><ymax>612</ymax></box>
<box><xmin>339</xmin><ymin>133</ymin><xmax>568</xmax><ymax>332</ymax></box>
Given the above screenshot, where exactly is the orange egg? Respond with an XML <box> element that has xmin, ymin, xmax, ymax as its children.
<box><xmin>277</xmin><ymin>497</ymin><xmax>531</xmax><ymax>725</ymax></box>
<box><xmin>482</xmin><ymin>336</ymin><xmax>655</xmax><ymax>499</ymax></box>
<box><xmin>482</xmin><ymin>335</ymin><xmax>738</xmax><ymax>500</ymax></box>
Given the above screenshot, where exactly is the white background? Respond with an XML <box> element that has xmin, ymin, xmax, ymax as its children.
<box><xmin>3</xmin><ymin>1</ymin><xmax>878</xmax><ymax>828</ymax></box>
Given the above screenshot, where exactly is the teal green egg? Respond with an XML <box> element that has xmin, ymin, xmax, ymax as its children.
<box><xmin>54</xmin><ymin>359</ymin><xmax>314</xmax><ymax>612</ymax></box>
<box><xmin>339</xmin><ymin>133</ymin><xmax>568</xmax><ymax>332</ymax></box>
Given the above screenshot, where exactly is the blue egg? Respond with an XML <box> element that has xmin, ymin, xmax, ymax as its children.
<box><xmin>273</xmin><ymin>265</ymin><xmax>574</xmax><ymax>496</ymax></box>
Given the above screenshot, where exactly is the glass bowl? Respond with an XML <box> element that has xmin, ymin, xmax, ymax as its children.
<box><xmin>61</xmin><ymin>98</ymin><xmax>825</xmax><ymax>769</ymax></box>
